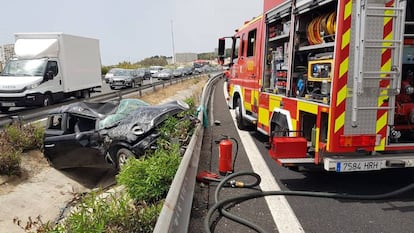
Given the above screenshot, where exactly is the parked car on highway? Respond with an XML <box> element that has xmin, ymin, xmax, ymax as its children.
<box><xmin>183</xmin><ymin>66</ymin><xmax>194</xmax><ymax>76</ymax></box>
<box><xmin>135</xmin><ymin>68</ymin><xmax>151</xmax><ymax>80</ymax></box>
<box><xmin>157</xmin><ymin>69</ymin><xmax>173</xmax><ymax>80</ymax></box>
<box><xmin>43</xmin><ymin>98</ymin><xmax>190</xmax><ymax>169</ymax></box>
<box><xmin>150</xmin><ymin>66</ymin><xmax>163</xmax><ymax>78</ymax></box>
<box><xmin>172</xmin><ymin>68</ymin><xmax>184</xmax><ymax>78</ymax></box>
<box><xmin>104</xmin><ymin>68</ymin><xmax>123</xmax><ymax>83</ymax></box>
<box><xmin>109</xmin><ymin>69</ymin><xmax>143</xmax><ymax>89</ymax></box>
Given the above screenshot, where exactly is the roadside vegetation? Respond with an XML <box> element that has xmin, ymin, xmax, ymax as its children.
<box><xmin>0</xmin><ymin>122</ymin><xmax>44</xmax><ymax>176</ymax></box>
<box><xmin>28</xmin><ymin>96</ymin><xmax>200</xmax><ymax>233</ymax></box>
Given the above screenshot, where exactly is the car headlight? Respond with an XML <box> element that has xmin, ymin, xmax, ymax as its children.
<box><xmin>26</xmin><ymin>83</ymin><xmax>39</xmax><ymax>90</ymax></box>
<box><xmin>132</xmin><ymin>125</ymin><xmax>145</xmax><ymax>135</ymax></box>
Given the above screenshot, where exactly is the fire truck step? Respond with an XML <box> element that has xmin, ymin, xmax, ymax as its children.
<box><xmin>277</xmin><ymin>158</ymin><xmax>315</xmax><ymax>164</ymax></box>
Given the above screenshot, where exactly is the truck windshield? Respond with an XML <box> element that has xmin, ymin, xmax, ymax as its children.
<box><xmin>1</xmin><ymin>59</ymin><xmax>47</xmax><ymax>76</ymax></box>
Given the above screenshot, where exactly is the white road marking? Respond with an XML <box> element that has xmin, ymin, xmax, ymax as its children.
<box><xmin>223</xmin><ymin>83</ymin><xmax>305</xmax><ymax>233</ymax></box>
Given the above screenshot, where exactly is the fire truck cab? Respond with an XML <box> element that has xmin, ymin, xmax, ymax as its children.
<box><xmin>219</xmin><ymin>0</ymin><xmax>414</xmax><ymax>172</ymax></box>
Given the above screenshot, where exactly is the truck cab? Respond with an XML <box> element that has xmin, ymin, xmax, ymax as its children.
<box><xmin>0</xmin><ymin>33</ymin><xmax>102</xmax><ymax>112</ymax></box>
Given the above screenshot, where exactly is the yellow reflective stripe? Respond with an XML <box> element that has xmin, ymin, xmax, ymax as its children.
<box><xmin>375</xmin><ymin>137</ymin><xmax>385</xmax><ymax>150</ymax></box>
<box><xmin>376</xmin><ymin>113</ymin><xmax>387</xmax><ymax>134</ymax></box>
<box><xmin>337</xmin><ymin>86</ymin><xmax>347</xmax><ymax>107</ymax></box>
<box><xmin>259</xmin><ymin>107</ymin><xmax>269</xmax><ymax>127</ymax></box>
<box><xmin>344</xmin><ymin>1</ymin><xmax>352</xmax><ymax>19</ymax></box>
<box><xmin>291</xmin><ymin>119</ymin><xmax>297</xmax><ymax>131</ymax></box>
<box><xmin>298</xmin><ymin>101</ymin><xmax>318</xmax><ymax>114</ymax></box>
<box><xmin>341</xmin><ymin>29</ymin><xmax>350</xmax><ymax>50</ymax></box>
<box><xmin>335</xmin><ymin>112</ymin><xmax>345</xmax><ymax>133</ymax></box>
<box><xmin>339</xmin><ymin>57</ymin><xmax>349</xmax><ymax>78</ymax></box>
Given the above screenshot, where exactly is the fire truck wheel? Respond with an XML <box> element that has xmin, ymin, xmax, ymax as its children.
<box><xmin>236</xmin><ymin>99</ymin><xmax>248</xmax><ymax>130</ymax></box>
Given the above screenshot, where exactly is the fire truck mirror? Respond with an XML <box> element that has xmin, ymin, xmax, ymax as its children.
<box><xmin>218</xmin><ymin>38</ymin><xmax>226</xmax><ymax>56</ymax></box>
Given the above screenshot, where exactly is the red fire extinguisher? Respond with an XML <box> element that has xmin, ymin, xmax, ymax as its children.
<box><xmin>218</xmin><ymin>136</ymin><xmax>238</xmax><ymax>176</ymax></box>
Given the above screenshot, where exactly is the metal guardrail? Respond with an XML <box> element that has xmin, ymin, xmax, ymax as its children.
<box><xmin>153</xmin><ymin>72</ymin><xmax>223</xmax><ymax>233</ymax></box>
<box><xmin>0</xmin><ymin>74</ymin><xmax>206</xmax><ymax>127</ymax></box>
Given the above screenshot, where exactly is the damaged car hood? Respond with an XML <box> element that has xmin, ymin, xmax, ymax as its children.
<box><xmin>101</xmin><ymin>100</ymin><xmax>190</xmax><ymax>141</ymax></box>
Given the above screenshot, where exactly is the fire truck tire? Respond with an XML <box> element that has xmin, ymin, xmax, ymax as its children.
<box><xmin>236</xmin><ymin>99</ymin><xmax>248</xmax><ymax>130</ymax></box>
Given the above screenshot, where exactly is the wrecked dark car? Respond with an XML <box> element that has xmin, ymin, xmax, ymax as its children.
<box><xmin>43</xmin><ymin>98</ymin><xmax>190</xmax><ymax>170</ymax></box>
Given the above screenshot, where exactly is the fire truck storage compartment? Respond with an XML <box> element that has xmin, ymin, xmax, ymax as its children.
<box><xmin>270</xmin><ymin>136</ymin><xmax>307</xmax><ymax>159</ymax></box>
<box><xmin>263</xmin><ymin>1</ymin><xmax>291</xmax><ymax>94</ymax></box>
<box><xmin>292</xmin><ymin>1</ymin><xmax>336</xmax><ymax>102</ymax></box>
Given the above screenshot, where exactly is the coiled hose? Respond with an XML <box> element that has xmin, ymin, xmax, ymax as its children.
<box><xmin>204</xmin><ymin>171</ymin><xmax>414</xmax><ymax>233</ymax></box>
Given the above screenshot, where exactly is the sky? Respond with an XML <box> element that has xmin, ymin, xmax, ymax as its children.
<box><xmin>0</xmin><ymin>0</ymin><xmax>263</xmax><ymax>66</ymax></box>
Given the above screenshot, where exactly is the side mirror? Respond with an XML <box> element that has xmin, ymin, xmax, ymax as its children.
<box><xmin>44</xmin><ymin>71</ymin><xmax>54</xmax><ymax>81</ymax></box>
<box><xmin>218</xmin><ymin>38</ymin><xmax>225</xmax><ymax>57</ymax></box>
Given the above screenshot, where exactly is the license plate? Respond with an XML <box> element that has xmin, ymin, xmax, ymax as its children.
<box><xmin>1</xmin><ymin>102</ymin><xmax>15</xmax><ymax>107</ymax></box>
<box><xmin>336</xmin><ymin>160</ymin><xmax>385</xmax><ymax>172</ymax></box>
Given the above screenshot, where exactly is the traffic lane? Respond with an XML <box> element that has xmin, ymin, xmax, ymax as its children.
<box><xmin>189</xmin><ymin>77</ymin><xmax>278</xmax><ymax>233</ymax></box>
<box><xmin>251</xmin><ymin>128</ymin><xmax>414</xmax><ymax>232</ymax></box>
<box><xmin>0</xmin><ymin>78</ymin><xmax>161</xmax><ymax>117</ymax></box>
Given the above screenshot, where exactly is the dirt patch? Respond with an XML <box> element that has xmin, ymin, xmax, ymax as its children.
<box><xmin>0</xmin><ymin>150</ymin><xmax>49</xmax><ymax>195</ymax></box>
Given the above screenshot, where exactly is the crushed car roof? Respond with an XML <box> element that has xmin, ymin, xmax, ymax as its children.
<box><xmin>49</xmin><ymin>99</ymin><xmax>150</xmax><ymax>119</ymax></box>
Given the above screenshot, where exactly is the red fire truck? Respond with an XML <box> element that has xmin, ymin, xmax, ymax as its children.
<box><xmin>218</xmin><ymin>0</ymin><xmax>414</xmax><ymax>172</ymax></box>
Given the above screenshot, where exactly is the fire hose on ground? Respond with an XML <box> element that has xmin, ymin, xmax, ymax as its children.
<box><xmin>203</xmin><ymin>171</ymin><xmax>414</xmax><ymax>233</ymax></box>
<box><xmin>197</xmin><ymin>135</ymin><xmax>414</xmax><ymax>233</ymax></box>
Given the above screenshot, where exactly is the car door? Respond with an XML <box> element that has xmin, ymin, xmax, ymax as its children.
<box><xmin>43</xmin><ymin>114</ymin><xmax>111</xmax><ymax>169</ymax></box>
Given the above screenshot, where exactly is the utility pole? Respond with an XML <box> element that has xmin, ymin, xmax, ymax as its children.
<box><xmin>170</xmin><ymin>19</ymin><xmax>176</xmax><ymax>64</ymax></box>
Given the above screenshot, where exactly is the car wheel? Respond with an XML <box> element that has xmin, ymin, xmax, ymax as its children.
<box><xmin>117</xmin><ymin>148</ymin><xmax>135</xmax><ymax>168</ymax></box>
<box><xmin>235</xmin><ymin>98</ymin><xmax>247</xmax><ymax>130</ymax></box>
<box><xmin>43</xmin><ymin>95</ymin><xmax>53</xmax><ymax>107</ymax></box>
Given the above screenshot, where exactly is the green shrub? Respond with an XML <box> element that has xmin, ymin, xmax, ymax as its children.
<box><xmin>116</xmin><ymin>144</ymin><xmax>182</xmax><ymax>203</ymax></box>
<box><xmin>3</xmin><ymin>122</ymin><xmax>45</xmax><ymax>151</ymax></box>
<box><xmin>0</xmin><ymin>141</ymin><xmax>22</xmax><ymax>175</ymax></box>
<box><xmin>54</xmin><ymin>192</ymin><xmax>163</xmax><ymax>233</ymax></box>
<box><xmin>0</xmin><ymin>121</ymin><xmax>44</xmax><ymax>175</ymax></box>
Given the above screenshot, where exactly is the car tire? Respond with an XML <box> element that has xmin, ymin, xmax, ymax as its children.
<box><xmin>117</xmin><ymin>148</ymin><xmax>135</xmax><ymax>169</ymax></box>
<box><xmin>43</xmin><ymin>95</ymin><xmax>53</xmax><ymax>107</ymax></box>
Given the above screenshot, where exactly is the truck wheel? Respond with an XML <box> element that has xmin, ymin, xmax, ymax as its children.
<box><xmin>82</xmin><ymin>90</ymin><xmax>90</xmax><ymax>99</ymax></box>
<box><xmin>43</xmin><ymin>95</ymin><xmax>53</xmax><ymax>107</ymax></box>
<box><xmin>235</xmin><ymin>98</ymin><xmax>247</xmax><ymax>130</ymax></box>
<box><xmin>117</xmin><ymin>148</ymin><xmax>135</xmax><ymax>169</ymax></box>
<box><xmin>0</xmin><ymin>107</ymin><xmax>10</xmax><ymax>113</ymax></box>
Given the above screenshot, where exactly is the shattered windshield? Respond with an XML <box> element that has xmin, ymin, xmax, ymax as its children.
<box><xmin>98</xmin><ymin>99</ymin><xmax>150</xmax><ymax>129</ymax></box>
<box><xmin>1</xmin><ymin>58</ymin><xmax>47</xmax><ymax>76</ymax></box>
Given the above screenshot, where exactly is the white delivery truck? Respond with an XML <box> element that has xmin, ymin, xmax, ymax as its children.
<box><xmin>0</xmin><ymin>33</ymin><xmax>102</xmax><ymax>112</ymax></box>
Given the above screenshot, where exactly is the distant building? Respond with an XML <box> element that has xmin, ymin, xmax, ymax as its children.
<box><xmin>0</xmin><ymin>44</ymin><xmax>14</xmax><ymax>71</ymax></box>
<box><xmin>174</xmin><ymin>53</ymin><xmax>197</xmax><ymax>64</ymax></box>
